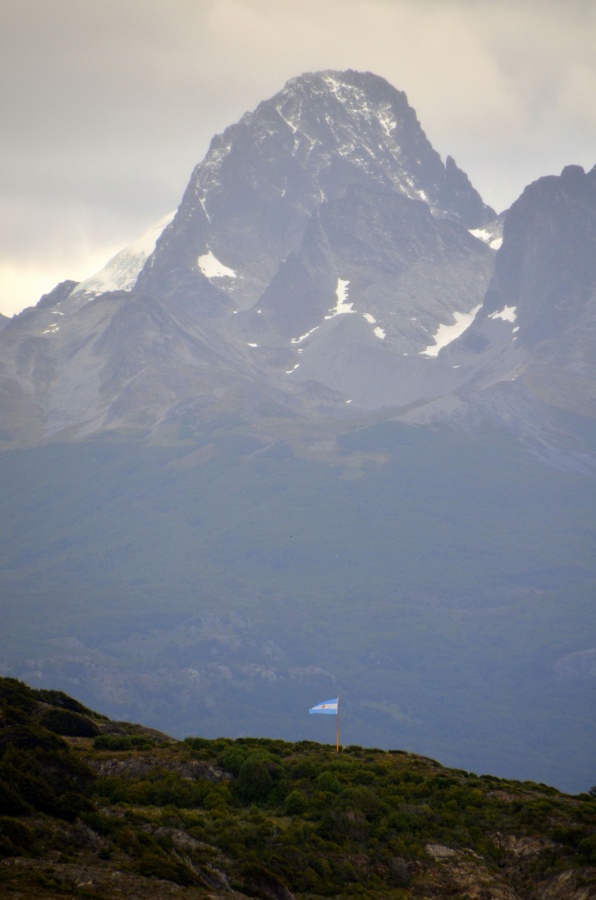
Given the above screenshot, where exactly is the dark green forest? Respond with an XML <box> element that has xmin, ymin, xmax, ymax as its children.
<box><xmin>1</xmin><ymin>420</ymin><xmax>595</xmax><ymax>793</ymax></box>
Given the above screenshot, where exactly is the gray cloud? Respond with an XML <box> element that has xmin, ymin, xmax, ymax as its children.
<box><xmin>1</xmin><ymin>0</ymin><xmax>595</xmax><ymax>314</ymax></box>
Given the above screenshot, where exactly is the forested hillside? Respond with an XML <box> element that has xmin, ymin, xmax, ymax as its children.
<box><xmin>1</xmin><ymin>677</ymin><xmax>595</xmax><ymax>898</ymax></box>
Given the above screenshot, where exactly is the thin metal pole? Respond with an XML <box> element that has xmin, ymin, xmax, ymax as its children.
<box><xmin>336</xmin><ymin>694</ymin><xmax>340</xmax><ymax>751</ymax></box>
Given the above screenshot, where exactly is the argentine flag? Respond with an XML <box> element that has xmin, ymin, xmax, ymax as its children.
<box><xmin>309</xmin><ymin>697</ymin><xmax>339</xmax><ymax>715</ymax></box>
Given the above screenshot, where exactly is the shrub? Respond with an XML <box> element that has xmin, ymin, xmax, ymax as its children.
<box><xmin>0</xmin><ymin>678</ymin><xmax>37</xmax><ymax>713</ymax></box>
<box><xmin>284</xmin><ymin>789</ymin><xmax>307</xmax><ymax>815</ymax></box>
<box><xmin>0</xmin><ymin>816</ymin><xmax>33</xmax><ymax>857</ymax></box>
<box><xmin>54</xmin><ymin>790</ymin><xmax>94</xmax><ymax>822</ymax></box>
<box><xmin>0</xmin><ymin>724</ymin><xmax>66</xmax><ymax>755</ymax></box>
<box><xmin>40</xmin><ymin>708</ymin><xmax>100</xmax><ymax>737</ymax></box>
<box><xmin>237</xmin><ymin>757</ymin><xmax>274</xmax><ymax>804</ymax></box>
<box><xmin>0</xmin><ymin>779</ymin><xmax>32</xmax><ymax>815</ymax></box>
<box><xmin>218</xmin><ymin>746</ymin><xmax>248</xmax><ymax>775</ymax></box>
<box><xmin>578</xmin><ymin>835</ymin><xmax>596</xmax><ymax>865</ymax></box>
<box><xmin>318</xmin><ymin>806</ymin><xmax>368</xmax><ymax>841</ymax></box>
<box><xmin>34</xmin><ymin>689</ymin><xmax>99</xmax><ymax>717</ymax></box>
<box><xmin>93</xmin><ymin>734</ymin><xmax>153</xmax><ymax>750</ymax></box>
<box><xmin>317</xmin><ymin>771</ymin><xmax>340</xmax><ymax>793</ymax></box>
<box><xmin>137</xmin><ymin>851</ymin><xmax>200</xmax><ymax>886</ymax></box>
<box><xmin>241</xmin><ymin>861</ymin><xmax>293</xmax><ymax>899</ymax></box>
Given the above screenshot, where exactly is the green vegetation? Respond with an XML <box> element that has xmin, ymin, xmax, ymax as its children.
<box><xmin>0</xmin><ymin>678</ymin><xmax>94</xmax><ymax>824</ymax></box>
<box><xmin>0</xmin><ymin>424</ymin><xmax>595</xmax><ymax>794</ymax></box>
<box><xmin>0</xmin><ymin>677</ymin><xmax>595</xmax><ymax>898</ymax></box>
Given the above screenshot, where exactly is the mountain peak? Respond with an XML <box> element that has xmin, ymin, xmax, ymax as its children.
<box><xmin>279</xmin><ymin>68</ymin><xmax>407</xmax><ymax>104</ymax></box>
<box><xmin>263</xmin><ymin>68</ymin><xmax>492</xmax><ymax>226</ymax></box>
<box><xmin>136</xmin><ymin>69</ymin><xmax>494</xmax><ymax>310</ymax></box>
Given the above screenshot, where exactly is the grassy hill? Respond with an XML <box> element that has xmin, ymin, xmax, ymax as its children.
<box><xmin>0</xmin><ymin>676</ymin><xmax>595</xmax><ymax>899</ymax></box>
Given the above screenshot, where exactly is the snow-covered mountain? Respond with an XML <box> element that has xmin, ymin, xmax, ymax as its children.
<box><xmin>0</xmin><ymin>70</ymin><xmax>594</xmax><ymax>462</ymax></box>
<box><xmin>70</xmin><ymin>212</ymin><xmax>176</xmax><ymax>301</ymax></box>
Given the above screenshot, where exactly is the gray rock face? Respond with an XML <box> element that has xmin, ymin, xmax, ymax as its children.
<box><xmin>136</xmin><ymin>70</ymin><xmax>494</xmax><ymax>311</ymax></box>
<box><xmin>247</xmin><ymin>182</ymin><xmax>493</xmax><ymax>409</ymax></box>
<box><xmin>35</xmin><ymin>280</ymin><xmax>80</xmax><ymax>311</ymax></box>
<box><xmin>480</xmin><ymin>164</ymin><xmax>596</xmax><ymax>347</ymax></box>
<box><xmin>438</xmin><ymin>163</ymin><xmax>596</xmax><ymax>441</ymax></box>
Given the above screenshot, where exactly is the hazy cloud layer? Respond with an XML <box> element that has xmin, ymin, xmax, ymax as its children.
<box><xmin>1</xmin><ymin>0</ymin><xmax>595</xmax><ymax>315</ymax></box>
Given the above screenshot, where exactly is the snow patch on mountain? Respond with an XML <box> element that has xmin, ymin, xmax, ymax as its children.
<box><xmin>198</xmin><ymin>196</ymin><xmax>211</xmax><ymax>223</ymax></box>
<box><xmin>325</xmin><ymin>279</ymin><xmax>355</xmax><ymax>317</ymax></box>
<box><xmin>197</xmin><ymin>250</ymin><xmax>237</xmax><ymax>280</ymax></box>
<box><xmin>489</xmin><ymin>305</ymin><xmax>517</xmax><ymax>323</ymax></box>
<box><xmin>469</xmin><ymin>224</ymin><xmax>503</xmax><ymax>251</ymax></box>
<box><xmin>287</xmin><ymin>282</ymin><xmax>389</xmax><ymax>350</ymax></box>
<box><xmin>72</xmin><ymin>211</ymin><xmax>175</xmax><ymax>298</ymax></box>
<box><xmin>291</xmin><ymin>325</ymin><xmax>320</xmax><ymax>345</ymax></box>
<box><xmin>420</xmin><ymin>305</ymin><xmax>481</xmax><ymax>357</ymax></box>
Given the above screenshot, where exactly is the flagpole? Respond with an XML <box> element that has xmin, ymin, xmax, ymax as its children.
<box><xmin>336</xmin><ymin>693</ymin><xmax>340</xmax><ymax>752</ymax></box>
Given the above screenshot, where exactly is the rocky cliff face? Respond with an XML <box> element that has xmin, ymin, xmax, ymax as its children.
<box><xmin>434</xmin><ymin>163</ymin><xmax>596</xmax><ymax>448</ymax></box>
<box><xmin>136</xmin><ymin>70</ymin><xmax>493</xmax><ymax>310</ymax></box>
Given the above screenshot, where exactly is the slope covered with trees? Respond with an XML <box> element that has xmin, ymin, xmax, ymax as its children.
<box><xmin>1</xmin><ymin>677</ymin><xmax>595</xmax><ymax>899</ymax></box>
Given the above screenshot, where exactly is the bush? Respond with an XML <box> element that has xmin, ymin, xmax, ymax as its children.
<box><xmin>137</xmin><ymin>852</ymin><xmax>200</xmax><ymax>886</ymax></box>
<box><xmin>317</xmin><ymin>771</ymin><xmax>340</xmax><ymax>793</ymax></box>
<box><xmin>218</xmin><ymin>746</ymin><xmax>248</xmax><ymax>775</ymax></box>
<box><xmin>237</xmin><ymin>757</ymin><xmax>274</xmax><ymax>804</ymax></box>
<box><xmin>0</xmin><ymin>724</ymin><xmax>67</xmax><ymax>755</ymax></box>
<box><xmin>34</xmin><ymin>688</ymin><xmax>98</xmax><ymax>717</ymax></box>
<box><xmin>0</xmin><ymin>779</ymin><xmax>32</xmax><ymax>815</ymax></box>
<box><xmin>0</xmin><ymin>678</ymin><xmax>37</xmax><ymax>714</ymax></box>
<box><xmin>0</xmin><ymin>816</ymin><xmax>33</xmax><ymax>857</ymax></box>
<box><xmin>318</xmin><ymin>806</ymin><xmax>368</xmax><ymax>841</ymax></box>
<box><xmin>241</xmin><ymin>861</ymin><xmax>293</xmax><ymax>899</ymax></box>
<box><xmin>578</xmin><ymin>835</ymin><xmax>596</xmax><ymax>865</ymax></box>
<box><xmin>284</xmin><ymin>789</ymin><xmax>307</xmax><ymax>815</ymax></box>
<box><xmin>40</xmin><ymin>708</ymin><xmax>100</xmax><ymax>737</ymax></box>
<box><xmin>93</xmin><ymin>734</ymin><xmax>153</xmax><ymax>751</ymax></box>
<box><xmin>54</xmin><ymin>790</ymin><xmax>94</xmax><ymax>822</ymax></box>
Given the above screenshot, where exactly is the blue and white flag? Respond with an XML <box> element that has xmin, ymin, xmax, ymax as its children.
<box><xmin>309</xmin><ymin>697</ymin><xmax>339</xmax><ymax>715</ymax></box>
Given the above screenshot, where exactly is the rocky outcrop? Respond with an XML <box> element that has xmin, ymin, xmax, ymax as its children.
<box><xmin>88</xmin><ymin>755</ymin><xmax>229</xmax><ymax>782</ymax></box>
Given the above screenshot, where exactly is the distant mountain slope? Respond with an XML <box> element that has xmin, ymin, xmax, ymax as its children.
<box><xmin>248</xmin><ymin>182</ymin><xmax>493</xmax><ymax>408</ymax></box>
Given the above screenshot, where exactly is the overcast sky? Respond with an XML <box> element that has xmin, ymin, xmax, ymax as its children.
<box><xmin>1</xmin><ymin>0</ymin><xmax>595</xmax><ymax>317</ymax></box>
